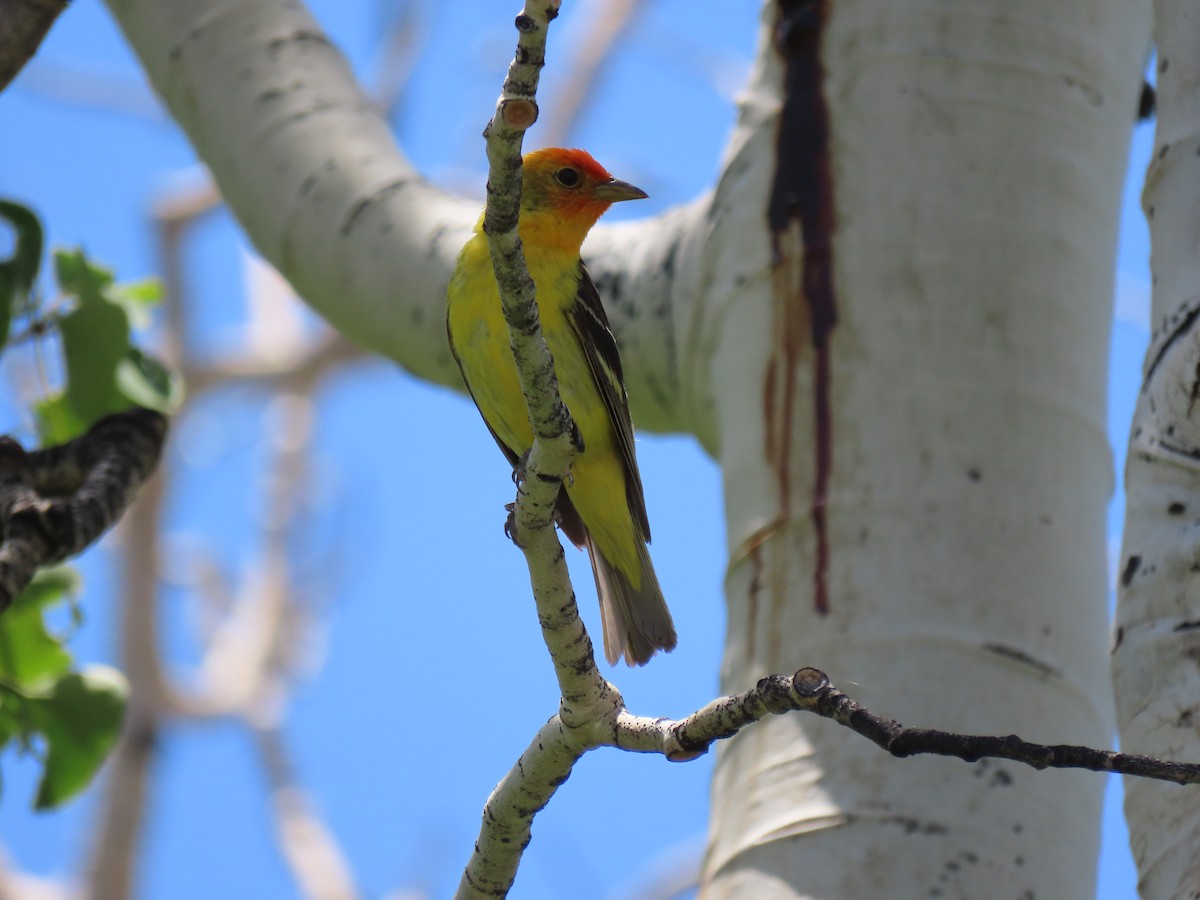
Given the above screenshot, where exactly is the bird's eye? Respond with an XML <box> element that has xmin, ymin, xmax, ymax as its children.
<box><xmin>554</xmin><ymin>167</ymin><xmax>582</xmax><ymax>188</ymax></box>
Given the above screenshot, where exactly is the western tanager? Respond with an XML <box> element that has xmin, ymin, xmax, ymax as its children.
<box><xmin>446</xmin><ymin>147</ymin><xmax>677</xmax><ymax>666</ymax></box>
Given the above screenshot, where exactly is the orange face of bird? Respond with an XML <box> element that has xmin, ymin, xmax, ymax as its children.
<box><xmin>519</xmin><ymin>148</ymin><xmax>647</xmax><ymax>253</ymax></box>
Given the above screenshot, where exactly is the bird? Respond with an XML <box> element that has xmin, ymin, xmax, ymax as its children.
<box><xmin>446</xmin><ymin>147</ymin><xmax>677</xmax><ymax>666</ymax></box>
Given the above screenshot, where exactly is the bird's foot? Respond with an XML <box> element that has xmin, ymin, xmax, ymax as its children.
<box><xmin>511</xmin><ymin>449</ymin><xmax>531</xmax><ymax>487</ymax></box>
<box><xmin>503</xmin><ymin>502</ymin><xmax>522</xmax><ymax>546</ymax></box>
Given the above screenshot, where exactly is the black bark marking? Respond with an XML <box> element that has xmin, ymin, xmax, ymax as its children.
<box><xmin>1121</xmin><ymin>554</ymin><xmax>1141</xmax><ymax>587</ymax></box>
<box><xmin>340</xmin><ymin>179</ymin><xmax>411</xmax><ymax>238</ymax></box>
<box><xmin>982</xmin><ymin>643</ymin><xmax>1061</xmax><ymax>679</ymax></box>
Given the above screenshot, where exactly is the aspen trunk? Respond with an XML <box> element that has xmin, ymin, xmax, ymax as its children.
<box><xmin>702</xmin><ymin>2</ymin><xmax>1148</xmax><ymax>896</ymax></box>
<box><xmin>1113</xmin><ymin>3</ymin><xmax>1200</xmax><ymax>897</ymax></box>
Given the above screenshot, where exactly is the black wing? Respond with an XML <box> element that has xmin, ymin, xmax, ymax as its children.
<box><xmin>566</xmin><ymin>262</ymin><xmax>651</xmax><ymax>541</ymax></box>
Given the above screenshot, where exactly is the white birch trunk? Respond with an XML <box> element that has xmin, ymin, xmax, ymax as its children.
<box><xmin>102</xmin><ymin>0</ymin><xmax>1149</xmax><ymax>895</ymax></box>
<box><xmin>1113</xmin><ymin>3</ymin><xmax>1200</xmax><ymax>897</ymax></box>
<box><xmin>701</xmin><ymin>2</ymin><xmax>1148</xmax><ymax>895</ymax></box>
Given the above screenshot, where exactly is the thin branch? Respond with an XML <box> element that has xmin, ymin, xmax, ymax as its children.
<box><xmin>537</xmin><ymin>0</ymin><xmax>642</xmax><ymax>147</ymax></box>
<box><xmin>0</xmin><ymin>846</ymin><xmax>16</xmax><ymax>900</ymax></box>
<box><xmin>462</xmin><ymin>717</ymin><xmax>584</xmax><ymax>899</ymax></box>
<box><xmin>477</xmin><ymin>0</ymin><xmax>615</xmax><ymax>716</ymax></box>
<box><xmin>462</xmin><ymin>664</ymin><xmax>1200</xmax><ymax>896</ymax></box>
<box><xmin>180</xmin><ymin>387</ymin><xmax>315</xmax><ymax>720</ymax></box>
<box><xmin>787</xmin><ymin>669</ymin><xmax>1200</xmax><ymax>784</ymax></box>
<box><xmin>184</xmin><ymin>333</ymin><xmax>364</xmax><ymax>396</ymax></box>
<box><xmin>0</xmin><ymin>408</ymin><xmax>168</xmax><ymax>613</ymax></box>
<box><xmin>664</xmin><ymin>668</ymin><xmax>1200</xmax><ymax>784</ymax></box>
<box><xmin>371</xmin><ymin>1</ymin><xmax>421</xmax><ymax>122</ymax></box>
<box><xmin>0</xmin><ymin>0</ymin><xmax>67</xmax><ymax>95</ymax></box>
<box><xmin>459</xmin><ymin>4</ymin><xmax>635</xmax><ymax>895</ymax></box>
<box><xmin>254</xmin><ymin>722</ymin><xmax>359</xmax><ymax>900</ymax></box>
<box><xmin>85</xmin><ymin>706</ymin><xmax>158</xmax><ymax>900</ymax></box>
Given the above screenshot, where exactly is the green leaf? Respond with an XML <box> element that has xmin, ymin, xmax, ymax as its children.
<box><xmin>58</xmin><ymin>286</ymin><xmax>132</xmax><ymax>424</ymax></box>
<box><xmin>0</xmin><ymin>593</ymin><xmax>73</xmax><ymax>689</ymax></box>
<box><xmin>0</xmin><ymin>692</ymin><xmax>18</xmax><ymax>748</ymax></box>
<box><xmin>53</xmin><ymin>248</ymin><xmax>113</xmax><ymax>299</ymax></box>
<box><xmin>9</xmin><ymin>567</ymin><xmax>81</xmax><ymax>615</ymax></box>
<box><xmin>53</xmin><ymin>247</ymin><xmax>175</xmax><ymax>425</ymax></box>
<box><xmin>31</xmin><ymin>666</ymin><xmax>127</xmax><ymax>809</ymax></box>
<box><xmin>108</xmin><ymin>278</ymin><xmax>163</xmax><ymax>330</ymax></box>
<box><xmin>0</xmin><ymin>568</ymin><xmax>80</xmax><ymax>688</ymax></box>
<box><xmin>116</xmin><ymin>347</ymin><xmax>184</xmax><ymax>413</ymax></box>
<box><xmin>34</xmin><ymin>391</ymin><xmax>90</xmax><ymax>445</ymax></box>
<box><xmin>0</xmin><ymin>201</ymin><xmax>45</xmax><ymax>347</ymax></box>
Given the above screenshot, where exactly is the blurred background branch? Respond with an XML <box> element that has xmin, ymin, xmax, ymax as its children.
<box><xmin>0</xmin><ymin>0</ymin><xmax>67</xmax><ymax>95</ymax></box>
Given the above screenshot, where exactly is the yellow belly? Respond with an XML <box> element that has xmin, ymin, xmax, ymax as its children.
<box><xmin>447</xmin><ymin>239</ymin><xmax>642</xmax><ymax>585</ymax></box>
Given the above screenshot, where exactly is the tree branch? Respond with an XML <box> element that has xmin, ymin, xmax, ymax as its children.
<box><xmin>458</xmin><ymin>718</ymin><xmax>581</xmax><ymax>899</ymax></box>
<box><xmin>537</xmin><ymin>0</ymin><xmax>643</xmax><ymax>147</ymax></box>
<box><xmin>457</xmin><ymin>5</ymin><xmax>638</xmax><ymax>894</ymax></box>
<box><xmin>0</xmin><ymin>0</ymin><xmax>67</xmax><ymax>95</ymax></box>
<box><xmin>0</xmin><ymin>407</ymin><xmax>168</xmax><ymax>614</ymax></box>
<box><xmin>254</xmin><ymin>721</ymin><xmax>359</xmax><ymax>900</ymax></box>
<box><xmin>461</xmin><ymin>664</ymin><xmax>1200</xmax><ymax>896</ymax></box>
<box><xmin>478</xmin><ymin>0</ymin><xmax>616</xmax><ymax>715</ymax></box>
<box><xmin>636</xmin><ymin>668</ymin><xmax>1200</xmax><ymax>786</ymax></box>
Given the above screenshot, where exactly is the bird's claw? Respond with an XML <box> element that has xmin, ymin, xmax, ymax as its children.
<box><xmin>504</xmin><ymin>502</ymin><xmax>521</xmax><ymax>545</ymax></box>
<box><xmin>512</xmin><ymin>449</ymin><xmax>531</xmax><ymax>487</ymax></box>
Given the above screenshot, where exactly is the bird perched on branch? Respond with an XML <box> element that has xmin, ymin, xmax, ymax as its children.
<box><xmin>446</xmin><ymin>147</ymin><xmax>676</xmax><ymax>666</ymax></box>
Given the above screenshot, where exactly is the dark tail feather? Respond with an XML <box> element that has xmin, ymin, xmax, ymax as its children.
<box><xmin>587</xmin><ymin>533</ymin><xmax>677</xmax><ymax>666</ymax></box>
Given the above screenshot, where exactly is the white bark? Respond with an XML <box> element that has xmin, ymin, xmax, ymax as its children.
<box><xmin>100</xmin><ymin>0</ymin><xmax>1152</xmax><ymax>895</ymax></box>
<box><xmin>1113</xmin><ymin>3</ymin><xmax>1200</xmax><ymax>897</ymax></box>
<box><xmin>704</xmin><ymin>1</ymin><xmax>1147</xmax><ymax>896</ymax></box>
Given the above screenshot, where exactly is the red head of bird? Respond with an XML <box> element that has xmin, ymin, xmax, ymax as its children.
<box><xmin>518</xmin><ymin>148</ymin><xmax>647</xmax><ymax>256</ymax></box>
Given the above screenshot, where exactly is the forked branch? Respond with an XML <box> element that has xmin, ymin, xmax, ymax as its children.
<box><xmin>462</xmin><ymin>666</ymin><xmax>1200</xmax><ymax>897</ymax></box>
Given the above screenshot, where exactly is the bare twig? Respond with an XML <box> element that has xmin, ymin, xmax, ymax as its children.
<box><xmin>783</xmin><ymin>669</ymin><xmax>1200</xmax><ymax>784</ymax></box>
<box><xmin>609</xmin><ymin>668</ymin><xmax>1200</xmax><ymax>785</ymax></box>
<box><xmin>184</xmin><ymin>333</ymin><xmax>363</xmax><ymax>396</ymax></box>
<box><xmin>537</xmin><ymin>0</ymin><xmax>642</xmax><ymax>147</ymax></box>
<box><xmin>463</xmin><ymin>664</ymin><xmax>1200</xmax><ymax>896</ymax></box>
<box><xmin>0</xmin><ymin>408</ymin><xmax>168</xmax><ymax>613</ymax></box>
<box><xmin>371</xmin><ymin>1</ymin><xmax>421</xmax><ymax>122</ymax></box>
<box><xmin>255</xmin><ymin>722</ymin><xmax>359</xmax><ymax>900</ymax></box>
<box><xmin>477</xmin><ymin>0</ymin><xmax>616</xmax><ymax>716</ymax></box>
<box><xmin>0</xmin><ymin>0</ymin><xmax>67</xmax><ymax>95</ymax></box>
<box><xmin>85</xmin><ymin>705</ymin><xmax>158</xmax><ymax>899</ymax></box>
<box><xmin>458</xmin><ymin>5</ymin><xmax>635</xmax><ymax>895</ymax></box>
<box><xmin>220</xmin><ymin>378</ymin><xmax>355</xmax><ymax>900</ymax></box>
<box><xmin>187</xmin><ymin>386</ymin><xmax>316</xmax><ymax>720</ymax></box>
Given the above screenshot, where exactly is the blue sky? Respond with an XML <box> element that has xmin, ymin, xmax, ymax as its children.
<box><xmin>0</xmin><ymin>1</ymin><xmax>1151</xmax><ymax>897</ymax></box>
